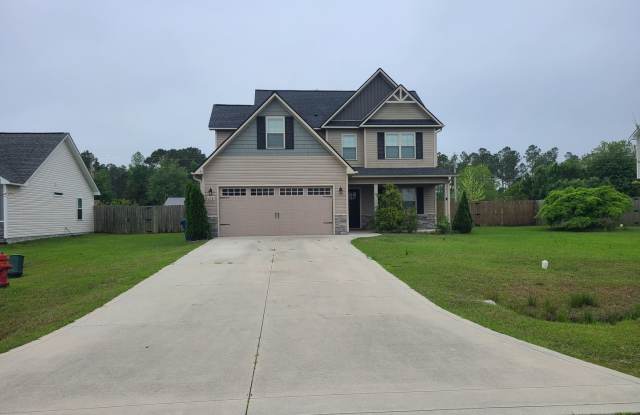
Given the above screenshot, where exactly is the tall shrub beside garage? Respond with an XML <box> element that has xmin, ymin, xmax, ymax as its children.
<box><xmin>185</xmin><ymin>182</ymin><xmax>211</xmax><ymax>241</ymax></box>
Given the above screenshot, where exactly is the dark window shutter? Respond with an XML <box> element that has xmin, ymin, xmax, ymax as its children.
<box><xmin>377</xmin><ymin>132</ymin><xmax>385</xmax><ymax>159</ymax></box>
<box><xmin>416</xmin><ymin>187</ymin><xmax>424</xmax><ymax>214</ymax></box>
<box><xmin>285</xmin><ymin>116</ymin><xmax>294</xmax><ymax>149</ymax></box>
<box><xmin>257</xmin><ymin>116</ymin><xmax>266</xmax><ymax>149</ymax></box>
<box><xmin>416</xmin><ymin>132</ymin><xmax>423</xmax><ymax>159</ymax></box>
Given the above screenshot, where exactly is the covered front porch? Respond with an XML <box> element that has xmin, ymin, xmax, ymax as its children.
<box><xmin>347</xmin><ymin>168</ymin><xmax>453</xmax><ymax>231</ymax></box>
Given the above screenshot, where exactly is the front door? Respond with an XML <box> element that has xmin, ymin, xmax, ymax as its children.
<box><xmin>348</xmin><ymin>188</ymin><xmax>361</xmax><ymax>229</ymax></box>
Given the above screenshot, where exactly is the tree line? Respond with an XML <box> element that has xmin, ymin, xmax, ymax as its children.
<box><xmin>438</xmin><ymin>138</ymin><xmax>639</xmax><ymax>201</ymax></box>
<box><xmin>80</xmin><ymin>147</ymin><xmax>206</xmax><ymax>205</ymax></box>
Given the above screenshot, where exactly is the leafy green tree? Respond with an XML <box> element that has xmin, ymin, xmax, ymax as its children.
<box><xmin>452</xmin><ymin>191</ymin><xmax>473</xmax><ymax>233</ymax></box>
<box><xmin>147</xmin><ymin>160</ymin><xmax>190</xmax><ymax>204</ymax></box>
<box><xmin>93</xmin><ymin>169</ymin><xmax>113</xmax><ymax>203</ymax></box>
<box><xmin>125</xmin><ymin>152</ymin><xmax>152</xmax><ymax>204</ymax></box>
<box><xmin>496</xmin><ymin>146</ymin><xmax>521</xmax><ymax>188</ymax></box>
<box><xmin>583</xmin><ymin>140</ymin><xmax>636</xmax><ymax>195</ymax></box>
<box><xmin>459</xmin><ymin>164</ymin><xmax>496</xmax><ymax>201</ymax></box>
<box><xmin>185</xmin><ymin>182</ymin><xmax>210</xmax><ymax>240</ymax></box>
<box><xmin>146</xmin><ymin>147</ymin><xmax>206</xmax><ymax>171</ymax></box>
<box><xmin>538</xmin><ymin>186</ymin><xmax>632</xmax><ymax>230</ymax></box>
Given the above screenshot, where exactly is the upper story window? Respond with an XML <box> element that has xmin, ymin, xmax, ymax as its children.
<box><xmin>341</xmin><ymin>133</ymin><xmax>357</xmax><ymax>160</ymax></box>
<box><xmin>385</xmin><ymin>132</ymin><xmax>415</xmax><ymax>159</ymax></box>
<box><xmin>266</xmin><ymin>116</ymin><xmax>285</xmax><ymax>149</ymax></box>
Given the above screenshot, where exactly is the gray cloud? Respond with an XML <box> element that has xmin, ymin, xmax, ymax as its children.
<box><xmin>1</xmin><ymin>0</ymin><xmax>638</xmax><ymax>165</ymax></box>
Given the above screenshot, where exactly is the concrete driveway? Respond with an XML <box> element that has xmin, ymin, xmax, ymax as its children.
<box><xmin>1</xmin><ymin>235</ymin><xmax>639</xmax><ymax>415</ymax></box>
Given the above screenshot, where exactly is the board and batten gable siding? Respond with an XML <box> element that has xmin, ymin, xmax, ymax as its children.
<box><xmin>201</xmin><ymin>99</ymin><xmax>349</xmax><ymax>218</ymax></box>
<box><xmin>325</xmin><ymin>129</ymin><xmax>364</xmax><ymax>167</ymax></box>
<box><xmin>371</xmin><ymin>102</ymin><xmax>432</xmax><ymax>120</ymax></box>
<box><xmin>5</xmin><ymin>140</ymin><xmax>95</xmax><ymax>240</ymax></box>
<box><xmin>364</xmin><ymin>128</ymin><xmax>437</xmax><ymax>168</ymax></box>
<box><xmin>334</xmin><ymin>74</ymin><xmax>395</xmax><ymax>121</ymax></box>
<box><xmin>215</xmin><ymin>130</ymin><xmax>233</xmax><ymax>148</ymax></box>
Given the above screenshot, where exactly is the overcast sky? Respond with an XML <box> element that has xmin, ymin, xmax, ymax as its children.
<box><xmin>1</xmin><ymin>0</ymin><xmax>639</xmax><ymax>166</ymax></box>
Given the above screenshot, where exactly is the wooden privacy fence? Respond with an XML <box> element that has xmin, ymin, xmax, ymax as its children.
<box><xmin>437</xmin><ymin>197</ymin><xmax>640</xmax><ymax>226</ymax></box>
<box><xmin>94</xmin><ymin>205</ymin><xmax>185</xmax><ymax>233</ymax></box>
<box><xmin>438</xmin><ymin>200</ymin><xmax>538</xmax><ymax>226</ymax></box>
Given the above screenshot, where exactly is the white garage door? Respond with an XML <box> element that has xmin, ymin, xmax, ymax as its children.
<box><xmin>219</xmin><ymin>186</ymin><xmax>333</xmax><ymax>236</ymax></box>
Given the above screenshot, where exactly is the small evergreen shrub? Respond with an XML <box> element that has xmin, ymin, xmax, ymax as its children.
<box><xmin>537</xmin><ymin>186</ymin><xmax>632</xmax><ymax>231</ymax></box>
<box><xmin>402</xmin><ymin>208</ymin><xmax>418</xmax><ymax>233</ymax></box>
<box><xmin>184</xmin><ymin>182</ymin><xmax>211</xmax><ymax>241</ymax></box>
<box><xmin>452</xmin><ymin>191</ymin><xmax>473</xmax><ymax>233</ymax></box>
<box><xmin>374</xmin><ymin>184</ymin><xmax>404</xmax><ymax>232</ymax></box>
<box><xmin>436</xmin><ymin>217</ymin><xmax>451</xmax><ymax>234</ymax></box>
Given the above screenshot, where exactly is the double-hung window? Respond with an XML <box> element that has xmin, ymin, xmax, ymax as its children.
<box><xmin>401</xmin><ymin>188</ymin><xmax>417</xmax><ymax>210</ymax></box>
<box><xmin>266</xmin><ymin>116</ymin><xmax>285</xmax><ymax>149</ymax></box>
<box><xmin>385</xmin><ymin>132</ymin><xmax>415</xmax><ymax>159</ymax></box>
<box><xmin>341</xmin><ymin>133</ymin><xmax>357</xmax><ymax>160</ymax></box>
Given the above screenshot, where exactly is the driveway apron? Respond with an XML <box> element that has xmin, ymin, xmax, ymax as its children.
<box><xmin>1</xmin><ymin>235</ymin><xmax>639</xmax><ymax>415</ymax></box>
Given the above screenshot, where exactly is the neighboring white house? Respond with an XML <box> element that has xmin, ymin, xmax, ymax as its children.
<box><xmin>163</xmin><ymin>197</ymin><xmax>185</xmax><ymax>206</ymax></box>
<box><xmin>0</xmin><ymin>133</ymin><xmax>100</xmax><ymax>243</ymax></box>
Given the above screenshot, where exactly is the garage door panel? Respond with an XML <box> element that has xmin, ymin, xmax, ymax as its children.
<box><xmin>219</xmin><ymin>187</ymin><xmax>333</xmax><ymax>237</ymax></box>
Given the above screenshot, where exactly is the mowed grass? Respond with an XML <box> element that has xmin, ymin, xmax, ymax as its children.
<box><xmin>0</xmin><ymin>234</ymin><xmax>203</xmax><ymax>353</ymax></box>
<box><xmin>352</xmin><ymin>227</ymin><xmax>640</xmax><ymax>377</ymax></box>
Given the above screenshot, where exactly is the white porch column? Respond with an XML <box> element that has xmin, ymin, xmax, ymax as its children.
<box><xmin>444</xmin><ymin>180</ymin><xmax>451</xmax><ymax>222</ymax></box>
<box><xmin>373</xmin><ymin>183</ymin><xmax>379</xmax><ymax>210</ymax></box>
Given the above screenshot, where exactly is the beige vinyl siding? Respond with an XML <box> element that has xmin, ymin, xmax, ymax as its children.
<box><xmin>201</xmin><ymin>156</ymin><xmax>348</xmax><ymax>218</ymax></box>
<box><xmin>371</xmin><ymin>102</ymin><xmax>431</xmax><ymax>120</ymax></box>
<box><xmin>364</xmin><ymin>128</ymin><xmax>437</xmax><ymax>168</ymax></box>
<box><xmin>325</xmin><ymin>129</ymin><xmax>364</xmax><ymax>167</ymax></box>
<box><xmin>424</xmin><ymin>185</ymin><xmax>436</xmax><ymax>215</ymax></box>
<box><xmin>215</xmin><ymin>130</ymin><xmax>233</xmax><ymax>148</ymax></box>
<box><xmin>6</xmin><ymin>140</ymin><xmax>95</xmax><ymax>240</ymax></box>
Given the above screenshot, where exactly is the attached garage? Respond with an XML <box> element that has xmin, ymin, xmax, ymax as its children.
<box><xmin>218</xmin><ymin>186</ymin><xmax>334</xmax><ymax>236</ymax></box>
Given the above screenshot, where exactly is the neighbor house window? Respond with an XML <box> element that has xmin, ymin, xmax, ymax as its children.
<box><xmin>341</xmin><ymin>134</ymin><xmax>357</xmax><ymax>160</ymax></box>
<box><xmin>401</xmin><ymin>188</ymin><xmax>416</xmax><ymax>210</ymax></box>
<box><xmin>77</xmin><ymin>198</ymin><xmax>83</xmax><ymax>220</ymax></box>
<box><xmin>266</xmin><ymin>116</ymin><xmax>285</xmax><ymax>149</ymax></box>
<box><xmin>385</xmin><ymin>132</ymin><xmax>415</xmax><ymax>159</ymax></box>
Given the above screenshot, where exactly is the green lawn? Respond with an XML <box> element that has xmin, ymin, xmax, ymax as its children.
<box><xmin>352</xmin><ymin>227</ymin><xmax>640</xmax><ymax>377</ymax></box>
<box><xmin>0</xmin><ymin>234</ymin><xmax>203</xmax><ymax>353</ymax></box>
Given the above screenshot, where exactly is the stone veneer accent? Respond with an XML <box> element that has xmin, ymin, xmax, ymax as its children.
<box><xmin>335</xmin><ymin>215</ymin><xmax>348</xmax><ymax>235</ymax></box>
<box><xmin>208</xmin><ymin>216</ymin><xmax>218</xmax><ymax>238</ymax></box>
<box><xmin>417</xmin><ymin>213</ymin><xmax>436</xmax><ymax>230</ymax></box>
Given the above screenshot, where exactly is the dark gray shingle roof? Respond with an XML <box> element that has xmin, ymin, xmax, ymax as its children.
<box><xmin>363</xmin><ymin>119</ymin><xmax>440</xmax><ymax>126</ymax></box>
<box><xmin>0</xmin><ymin>133</ymin><xmax>68</xmax><ymax>184</ymax></box>
<box><xmin>353</xmin><ymin>167</ymin><xmax>453</xmax><ymax>176</ymax></box>
<box><xmin>209</xmin><ymin>105</ymin><xmax>257</xmax><ymax>129</ymax></box>
<box><xmin>208</xmin><ymin>89</ymin><xmax>425</xmax><ymax>130</ymax></box>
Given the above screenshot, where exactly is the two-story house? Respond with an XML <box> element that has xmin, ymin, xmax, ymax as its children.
<box><xmin>193</xmin><ymin>68</ymin><xmax>453</xmax><ymax>237</ymax></box>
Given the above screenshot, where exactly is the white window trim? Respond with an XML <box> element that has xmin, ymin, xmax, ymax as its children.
<box><xmin>341</xmin><ymin>133</ymin><xmax>358</xmax><ymax>161</ymax></box>
<box><xmin>384</xmin><ymin>132</ymin><xmax>416</xmax><ymax>160</ymax></box>
<box><xmin>266</xmin><ymin>116</ymin><xmax>285</xmax><ymax>149</ymax></box>
<box><xmin>0</xmin><ymin>184</ymin><xmax>6</xmax><ymax>227</ymax></box>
